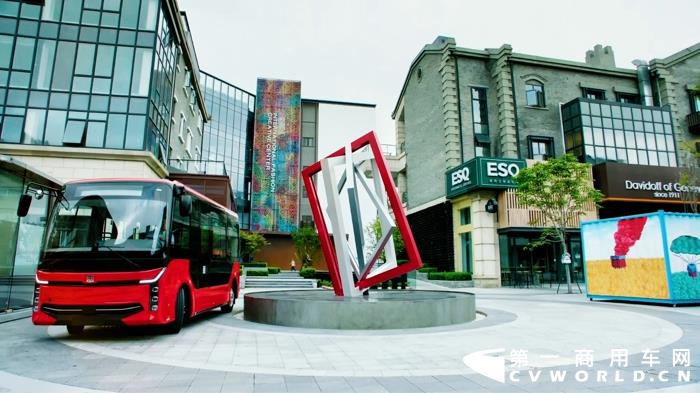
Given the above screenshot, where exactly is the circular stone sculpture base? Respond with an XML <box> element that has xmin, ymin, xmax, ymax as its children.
<box><xmin>244</xmin><ymin>290</ymin><xmax>476</xmax><ymax>329</ymax></box>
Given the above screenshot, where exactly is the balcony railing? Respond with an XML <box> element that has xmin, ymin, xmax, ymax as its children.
<box><xmin>687</xmin><ymin>111</ymin><xmax>700</xmax><ymax>135</ymax></box>
<box><xmin>381</xmin><ymin>144</ymin><xmax>397</xmax><ymax>156</ymax></box>
<box><xmin>168</xmin><ymin>159</ymin><xmax>228</xmax><ymax>176</ymax></box>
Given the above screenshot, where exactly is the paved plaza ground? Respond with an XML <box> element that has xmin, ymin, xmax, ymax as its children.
<box><xmin>0</xmin><ymin>280</ymin><xmax>698</xmax><ymax>393</ymax></box>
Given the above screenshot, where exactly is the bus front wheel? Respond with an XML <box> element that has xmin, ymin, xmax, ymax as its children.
<box><xmin>164</xmin><ymin>288</ymin><xmax>186</xmax><ymax>334</ymax></box>
<box><xmin>221</xmin><ymin>287</ymin><xmax>235</xmax><ymax>313</ymax></box>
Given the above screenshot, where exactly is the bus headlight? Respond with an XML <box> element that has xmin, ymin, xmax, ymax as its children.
<box><xmin>149</xmin><ymin>285</ymin><xmax>159</xmax><ymax>311</ymax></box>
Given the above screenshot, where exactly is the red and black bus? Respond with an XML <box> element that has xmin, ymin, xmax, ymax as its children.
<box><xmin>30</xmin><ymin>179</ymin><xmax>240</xmax><ymax>334</ymax></box>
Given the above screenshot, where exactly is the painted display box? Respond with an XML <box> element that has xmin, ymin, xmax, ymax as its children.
<box><xmin>582</xmin><ymin>211</ymin><xmax>700</xmax><ymax>305</ymax></box>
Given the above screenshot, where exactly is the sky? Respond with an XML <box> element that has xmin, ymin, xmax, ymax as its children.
<box><xmin>180</xmin><ymin>0</ymin><xmax>700</xmax><ymax>147</ymax></box>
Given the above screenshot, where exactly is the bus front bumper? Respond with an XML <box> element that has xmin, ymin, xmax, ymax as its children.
<box><xmin>32</xmin><ymin>283</ymin><xmax>172</xmax><ymax>326</ymax></box>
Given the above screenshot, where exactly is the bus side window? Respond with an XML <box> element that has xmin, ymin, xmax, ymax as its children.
<box><xmin>227</xmin><ymin>217</ymin><xmax>239</xmax><ymax>261</ymax></box>
<box><xmin>171</xmin><ymin>198</ymin><xmax>190</xmax><ymax>259</ymax></box>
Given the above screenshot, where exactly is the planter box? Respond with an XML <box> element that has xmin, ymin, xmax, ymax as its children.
<box><xmin>426</xmin><ymin>279</ymin><xmax>474</xmax><ymax>288</ymax></box>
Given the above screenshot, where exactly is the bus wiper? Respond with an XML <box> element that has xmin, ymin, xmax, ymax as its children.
<box><xmin>93</xmin><ymin>241</ymin><xmax>141</xmax><ymax>268</ymax></box>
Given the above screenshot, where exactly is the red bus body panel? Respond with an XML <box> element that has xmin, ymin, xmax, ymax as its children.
<box><xmin>33</xmin><ymin>260</ymin><xmax>241</xmax><ymax>327</ymax></box>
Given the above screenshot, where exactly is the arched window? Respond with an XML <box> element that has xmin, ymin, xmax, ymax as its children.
<box><xmin>525</xmin><ymin>80</ymin><xmax>545</xmax><ymax>107</ymax></box>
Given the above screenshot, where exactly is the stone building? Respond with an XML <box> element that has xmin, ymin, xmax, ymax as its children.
<box><xmin>392</xmin><ymin>36</ymin><xmax>700</xmax><ymax>287</ymax></box>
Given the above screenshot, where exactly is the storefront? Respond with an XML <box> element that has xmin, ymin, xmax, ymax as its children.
<box><xmin>593</xmin><ymin>162</ymin><xmax>696</xmax><ymax>217</ymax></box>
<box><xmin>0</xmin><ymin>156</ymin><xmax>61</xmax><ymax>311</ymax></box>
<box><xmin>446</xmin><ymin>157</ymin><xmax>597</xmax><ymax>288</ymax></box>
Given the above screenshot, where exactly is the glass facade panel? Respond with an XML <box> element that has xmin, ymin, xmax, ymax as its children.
<box><xmin>0</xmin><ymin>0</ymin><xmax>171</xmax><ymax>159</ymax></box>
<box><xmin>200</xmin><ymin>71</ymin><xmax>255</xmax><ymax>229</ymax></box>
<box><xmin>22</xmin><ymin>108</ymin><xmax>45</xmax><ymax>144</ymax></box>
<box><xmin>105</xmin><ymin>112</ymin><xmax>126</xmax><ymax>148</ymax></box>
<box><xmin>561</xmin><ymin>98</ymin><xmax>676</xmax><ymax>166</ymax></box>
<box><xmin>44</xmin><ymin>109</ymin><xmax>66</xmax><ymax>145</ymax></box>
<box><xmin>124</xmin><ymin>114</ymin><xmax>145</xmax><ymax>149</ymax></box>
<box><xmin>131</xmin><ymin>47</ymin><xmax>151</xmax><ymax>96</ymax></box>
<box><xmin>12</xmin><ymin>37</ymin><xmax>35</xmax><ymax>70</ymax></box>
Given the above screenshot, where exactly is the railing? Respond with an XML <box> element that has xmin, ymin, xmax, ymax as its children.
<box><xmin>381</xmin><ymin>144</ymin><xmax>397</xmax><ymax>156</ymax></box>
<box><xmin>168</xmin><ymin>159</ymin><xmax>228</xmax><ymax>176</ymax></box>
<box><xmin>498</xmin><ymin>189</ymin><xmax>597</xmax><ymax>228</ymax></box>
<box><xmin>687</xmin><ymin>111</ymin><xmax>700</xmax><ymax>135</ymax></box>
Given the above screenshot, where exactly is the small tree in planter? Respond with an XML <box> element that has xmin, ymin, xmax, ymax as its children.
<box><xmin>291</xmin><ymin>226</ymin><xmax>320</xmax><ymax>268</ymax></box>
<box><xmin>514</xmin><ymin>154</ymin><xmax>603</xmax><ymax>294</ymax></box>
<box><xmin>240</xmin><ymin>231</ymin><xmax>269</xmax><ymax>263</ymax></box>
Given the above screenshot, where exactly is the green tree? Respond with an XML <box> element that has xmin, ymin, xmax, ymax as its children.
<box><xmin>240</xmin><ymin>231</ymin><xmax>269</xmax><ymax>262</ymax></box>
<box><xmin>291</xmin><ymin>226</ymin><xmax>320</xmax><ymax>268</ymax></box>
<box><xmin>367</xmin><ymin>217</ymin><xmax>405</xmax><ymax>261</ymax></box>
<box><xmin>679</xmin><ymin>140</ymin><xmax>700</xmax><ymax>214</ymax></box>
<box><xmin>514</xmin><ymin>154</ymin><xmax>603</xmax><ymax>293</ymax></box>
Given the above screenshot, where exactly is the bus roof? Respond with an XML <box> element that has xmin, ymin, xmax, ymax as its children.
<box><xmin>65</xmin><ymin>178</ymin><xmax>238</xmax><ymax>220</ymax></box>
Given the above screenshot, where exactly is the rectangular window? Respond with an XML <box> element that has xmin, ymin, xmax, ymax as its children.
<box><xmin>105</xmin><ymin>113</ymin><xmax>126</xmax><ymax>148</ymax></box>
<box><xmin>0</xmin><ymin>35</ymin><xmax>13</xmax><ymax>68</ymax></box>
<box><xmin>178</xmin><ymin>112</ymin><xmax>186</xmax><ymax>140</ymax></box>
<box><xmin>120</xmin><ymin>0</ymin><xmax>139</xmax><ymax>29</ymax></box>
<box><xmin>690</xmin><ymin>92</ymin><xmax>700</xmax><ymax>113</ymax></box>
<box><xmin>112</xmin><ymin>46</ymin><xmax>134</xmax><ymax>95</ymax></box>
<box><xmin>528</xmin><ymin>136</ymin><xmax>554</xmax><ymax>160</ymax></box>
<box><xmin>12</xmin><ymin>37</ymin><xmax>35</xmax><ymax>71</ymax></box>
<box><xmin>94</xmin><ymin>45</ymin><xmax>115</xmax><ymax>77</ymax></box>
<box><xmin>51</xmin><ymin>41</ymin><xmax>76</xmax><ymax>91</ymax></box>
<box><xmin>460</xmin><ymin>232</ymin><xmax>472</xmax><ymax>273</ymax></box>
<box><xmin>471</xmin><ymin>87</ymin><xmax>490</xmax><ymax>157</ymax></box>
<box><xmin>471</xmin><ymin>87</ymin><xmax>489</xmax><ymax>134</ymax></box>
<box><xmin>31</xmin><ymin>40</ymin><xmax>56</xmax><ymax>90</ymax></box>
<box><xmin>525</xmin><ymin>81</ymin><xmax>545</xmax><ymax>107</ymax></box>
<box><xmin>85</xmin><ymin>121</ymin><xmax>105</xmax><ymax>147</ymax></box>
<box><xmin>131</xmin><ymin>48</ymin><xmax>152</xmax><ymax>96</ymax></box>
<box><xmin>124</xmin><ymin>115</ymin><xmax>145</xmax><ymax>149</ymax></box>
<box><xmin>459</xmin><ymin>207</ymin><xmax>471</xmax><ymax>225</ymax></box>
<box><xmin>185</xmin><ymin>128</ymin><xmax>192</xmax><ymax>156</ymax></box>
<box><xmin>75</xmin><ymin>43</ymin><xmax>96</xmax><ymax>75</ymax></box>
<box><xmin>302</xmin><ymin>137</ymin><xmax>314</xmax><ymax>147</ymax></box>
<box><xmin>616</xmin><ymin>92</ymin><xmax>640</xmax><ymax>104</ymax></box>
<box><xmin>62</xmin><ymin>120</ymin><xmax>86</xmax><ymax>145</ymax></box>
<box><xmin>22</xmin><ymin>109</ymin><xmax>45</xmax><ymax>144</ymax></box>
<box><xmin>582</xmin><ymin>88</ymin><xmax>606</xmax><ymax>100</ymax></box>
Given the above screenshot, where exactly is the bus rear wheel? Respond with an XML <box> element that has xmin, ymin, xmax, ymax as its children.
<box><xmin>67</xmin><ymin>325</ymin><xmax>84</xmax><ymax>335</ymax></box>
<box><xmin>221</xmin><ymin>287</ymin><xmax>235</xmax><ymax>313</ymax></box>
<box><xmin>163</xmin><ymin>288</ymin><xmax>186</xmax><ymax>334</ymax></box>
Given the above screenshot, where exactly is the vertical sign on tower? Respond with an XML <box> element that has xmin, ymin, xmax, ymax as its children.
<box><xmin>250</xmin><ymin>78</ymin><xmax>302</xmax><ymax>233</ymax></box>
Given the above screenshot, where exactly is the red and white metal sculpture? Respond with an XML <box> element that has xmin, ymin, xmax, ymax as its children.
<box><xmin>301</xmin><ymin>131</ymin><xmax>423</xmax><ymax>297</ymax></box>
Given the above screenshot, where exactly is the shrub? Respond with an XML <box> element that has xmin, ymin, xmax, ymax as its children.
<box><xmin>299</xmin><ymin>268</ymin><xmax>316</xmax><ymax>279</ymax></box>
<box><xmin>418</xmin><ymin>267</ymin><xmax>438</xmax><ymax>273</ymax></box>
<box><xmin>268</xmin><ymin>267</ymin><xmax>280</xmax><ymax>274</ymax></box>
<box><xmin>242</xmin><ymin>261</ymin><xmax>267</xmax><ymax>268</ymax></box>
<box><xmin>428</xmin><ymin>272</ymin><xmax>472</xmax><ymax>281</ymax></box>
<box><xmin>317</xmin><ymin>279</ymin><xmax>333</xmax><ymax>288</ymax></box>
<box><xmin>246</xmin><ymin>269</ymin><xmax>268</xmax><ymax>277</ymax></box>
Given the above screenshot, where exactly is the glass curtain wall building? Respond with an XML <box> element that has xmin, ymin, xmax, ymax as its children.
<box><xmin>0</xmin><ymin>0</ymin><xmax>176</xmax><ymax>161</ymax></box>
<box><xmin>200</xmin><ymin>71</ymin><xmax>255</xmax><ymax>229</ymax></box>
<box><xmin>562</xmin><ymin>98</ymin><xmax>677</xmax><ymax>167</ymax></box>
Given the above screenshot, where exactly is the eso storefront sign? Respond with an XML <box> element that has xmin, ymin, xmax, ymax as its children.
<box><xmin>593</xmin><ymin>162</ymin><xmax>698</xmax><ymax>202</ymax></box>
<box><xmin>446</xmin><ymin>157</ymin><xmax>526</xmax><ymax>198</ymax></box>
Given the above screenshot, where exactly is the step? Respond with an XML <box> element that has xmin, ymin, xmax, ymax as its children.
<box><xmin>244</xmin><ymin>282</ymin><xmax>316</xmax><ymax>288</ymax></box>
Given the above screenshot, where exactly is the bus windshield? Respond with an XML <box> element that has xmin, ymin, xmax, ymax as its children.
<box><xmin>45</xmin><ymin>182</ymin><xmax>171</xmax><ymax>255</ymax></box>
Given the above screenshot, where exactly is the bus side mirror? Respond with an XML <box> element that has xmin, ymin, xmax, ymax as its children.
<box><xmin>17</xmin><ymin>194</ymin><xmax>32</xmax><ymax>217</ymax></box>
<box><xmin>180</xmin><ymin>195</ymin><xmax>193</xmax><ymax>217</ymax></box>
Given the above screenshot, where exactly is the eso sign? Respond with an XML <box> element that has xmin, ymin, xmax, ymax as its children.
<box><xmin>446</xmin><ymin>158</ymin><xmax>526</xmax><ymax>198</ymax></box>
<box><xmin>486</xmin><ymin>162</ymin><xmax>520</xmax><ymax>178</ymax></box>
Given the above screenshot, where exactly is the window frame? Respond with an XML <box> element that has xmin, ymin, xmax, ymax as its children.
<box><xmin>525</xmin><ymin>80</ymin><xmax>546</xmax><ymax>108</ymax></box>
<box><xmin>615</xmin><ymin>92</ymin><xmax>640</xmax><ymax>105</ymax></box>
<box><xmin>527</xmin><ymin>135</ymin><xmax>555</xmax><ymax>160</ymax></box>
<box><xmin>582</xmin><ymin>87</ymin><xmax>606</xmax><ymax>101</ymax></box>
